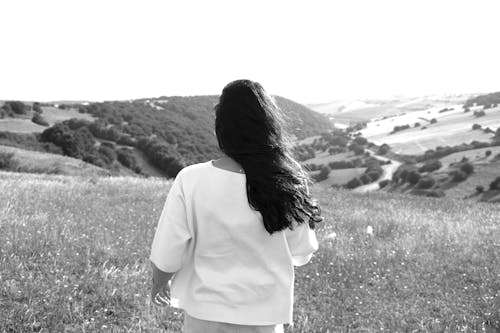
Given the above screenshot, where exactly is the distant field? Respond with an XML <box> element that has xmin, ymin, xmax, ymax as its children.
<box><xmin>304</xmin><ymin>151</ymin><xmax>356</xmax><ymax>166</ymax></box>
<box><xmin>0</xmin><ymin>107</ymin><xmax>94</xmax><ymax>133</ymax></box>
<box><xmin>317</xmin><ymin>167</ymin><xmax>366</xmax><ymax>186</ymax></box>
<box><xmin>361</xmin><ymin>106</ymin><xmax>500</xmax><ymax>155</ymax></box>
<box><xmin>1</xmin><ymin>172</ymin><xmax>499</xmax><ymax>332</ymax></box>
<box><xmin>439</xmin><ymin>146</ymin><xmax>500</xmax><ymax>168</ymax></box>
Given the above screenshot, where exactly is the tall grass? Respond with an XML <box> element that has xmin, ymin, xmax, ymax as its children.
<box><xmin>1</xmin><ymin>171</ymin><xmax>499</xmax><ymax>332</ymax></box>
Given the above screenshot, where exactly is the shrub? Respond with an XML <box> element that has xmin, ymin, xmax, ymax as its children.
<box><xmin>407</xmin><ymin>170</ymin><xmax>421</xmax><ymax>185</ymax></box>
<box><xmin>117</xmin><ymin>148</ymin><xmax>142</xmax><ymax>174</ymax></box>
<box><xmin>460</xmin><ymin>162</ymin><xmax>474</xmax><ymax>175</ymax></box>
<box><xmin>98</xmin><ymin>145</ymin><xmax>117</xmax><ymax>165</ymax></box>
<box><xmin>314</xmin><ymin>166</ymin><xmax>331</xmax><ymax>182</ymax></box>
<box><xmin>418</xmin><ymin>160</ymin><xmax>442</xmax><ymax>173</ymax></box>
<box><xmin>366</xmin><ymin>171</ymin><xmax>382</xmax><ymax>182</ymax></box>
<box><xmin>473</xmin><ymin>110</ymin><xmax>486</xmax><ymax>117</ymax></box>
<box><xmin>485</xmin><ymin>150</ymin><xmax>492</xmax><ymax>157</ymax></box>
<box><xmin>391</xmin><ymin>124</ymin><xmax>410</xmax><ymax>133</ymax></box>
<box><xmin>476</xmin><ymin>185</ymin><xmax>484</xmax><ymax>193</ymax></box>
<box><xmin>430</xmin><ymin>118</ymin><xmax>437</xmax><ymax>124</ymax></box>
<box><xmin>32</xmin><ymin>113</ymin><xmax>49</xmax><ymax>127</ymax></box>
<box><xmin>377</xmin><ymin>144</ymin><xmax>390</xmax><ymax>155</ymax></box>
<box><xmin>463</xmin><ymin>107</ymin><xmax>471</xmax><ymax>113</ymax></box>
<box><xmin>451</xmin><ymin>170</ymin><xmax>468</xmax><ymax>182</ymax></box>
<box><xmin>353</xmin><ymin>136</ymin><xmax>368</xmax><ymax>146</ymax></box>
<box><xmin>414</xmin><ymin>122</ymin><xmax>421</xmax><ymax>127</ymax></box>
<box><xmin>416</xmin><ymin>176</ymin><xmax>436</xmax><ymax>189</ymax></box>
<box><xmin>472</xmin><ymin>124</ymin><xmax>482</xmax><ymax>130</ymax></box>
<box><xmin>33</xmin><ymin>102</ymin><xmax>42</xmax><ymax>113</ymax></box>
<box><xmin>490</xmin><ymin>177</ymin><xmax>500</xmax><ymax>190</ymax></box>
<box><xmin>378</xmin><ymin>179</ymin><xmax>390</xmax><ymax>188</ymax></box>
<box><xmin>0</xmin><ymin>152</ymin><xmax>18</xmax><ymax>171</ymax></box>
<box><xmin>345</xmin><ymin>177</ymin><xmax>362</xmax><ymax>189</ymax></box>
<box><xmin>348</xmin><ymin>143</ymin><xmax>364</xmax><ymax>155</ymax></box>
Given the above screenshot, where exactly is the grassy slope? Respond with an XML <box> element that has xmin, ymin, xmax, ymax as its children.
<box><xmin>1</xmin><ymin>172</ymin><xmax>500</xmax><ymax>332</ymax></box>
<box><xmin>0</xmin><ymin>145</ymin><xmax>116</xmax><ymax>177</ymax></box>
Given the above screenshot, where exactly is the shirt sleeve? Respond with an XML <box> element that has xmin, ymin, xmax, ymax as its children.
<box><xmin>285</xmin><ymin>222</ymin><xmax>319</xmax><ymax>266</ymax></box>
<box><xmin>149</xmin><ymin>174</ymin><xmax>191</xmax><ymax>273</ymax></box>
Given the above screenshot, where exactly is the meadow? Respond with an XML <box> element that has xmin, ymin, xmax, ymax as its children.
<box><xmin>1</xmin><ymin>171</ymin><xmax>500</xmax><ymax>332</ymax></box>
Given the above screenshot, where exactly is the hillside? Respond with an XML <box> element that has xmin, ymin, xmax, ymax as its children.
<box><xmin>0</xmin><ymin>96</ymin><xmax>331</xmax><ymax>178</ymax></box>
<box><xmin>2</xmin><ymin>171</ymin><xmax>499</xmax><ymax>331</ymax></box>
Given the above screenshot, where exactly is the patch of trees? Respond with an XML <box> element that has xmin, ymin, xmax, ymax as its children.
<box><xmin>312</xmin><ymin>165</ymin><xmax>331</xmax><ymax>182</ymax></box>
<box><xmin>32</xmin><ymin>113</ymin><xmax>49</xmax><ymax>127</ymax></box>
<box><xmin>391</xmin><ymin>124</ymin><xmax>410</xmax><ymax>134</ymax></box>
<box><xmin>464</xmin><ymin>91</ymin><xmax>500</xmax><ymax>109</ymax></box>
<box><xmin>344</xmin><ymin>158</ymin><xmax>384</xmax><ymax>189</ymax></box>
<box><xmin>136</xmin><ymin>137</ymin><xmax>185</xmax><ymax>177</ymax></box>
<box><xmin>348</xmin><ymin>142</ymin><xmax>364</xmax><ymax>155</ymax></box>
<box><xmin>472</xmin><ymin>124</ymin><xmax>482</xmax><ymax>130</ymax></box>
<box><xmin>293</xmin><ymin>144</ymin><xmax>315</xmax><ymax>161</ymax></box>
<box><xmin>1</xmin><ymin>101</ymin><xmax>27</xmax><ymax>115</ymax></box>
<box><xmin>116</xmin><ymin>148</ymin><xmax>142</xmax><ymax>174</ymax></box>
<box><xmin>439</xmin><ymin>107</ymin><xmax>453</xmax><ymax>113</ymax></box>
<box><xmin>418</xmin><ymin>159</ymin><xmax>442</xmax><ymax>173</ymax></box>
<box><xmin>327</xmin><ymin>158</ymin><xmax>363</xmax><ymax>170</ymax></box>
<box><xmin>33</xmin><ymin>102</ymin><xmax>42</xmax><ymax>113</ymax></box>
<box><xmin>377</xmin><ymin>143</ymin><xmax>390</xmax><ymax>155</ymax></box>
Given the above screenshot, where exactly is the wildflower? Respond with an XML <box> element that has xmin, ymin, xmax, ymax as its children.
<box><xmin>366</xmin><ymin>225</ymin><xmax>374</xmax><ymax>236</ymax></box>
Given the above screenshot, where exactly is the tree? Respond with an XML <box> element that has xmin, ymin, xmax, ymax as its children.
<box><xmin>430</xmin><ymin>118</ymin><xmax>437</xmax><ymax>124</ymax></box>
<box><xmin>33</xmin><ymin>102</ymin><xmax>43</xmax><ymax>113</ymax></box>
<box><xmin>349</xmin><ymin>142</ymin><xmax>364</xmax><ymax>155</ymax></box>
<box><xmin>32</xmin><ymin>113</ymin><xmax>49</xmax><ymax>127</ymax></box>
<box><xmin>4</xmin><ymin>101</ymin><xmax>26</xmax><ymax>115</ymax></box>
<box><xmin>314</xmin><ymin>165</ymin><xmax>331</xmax><ymax>182</ymax></box>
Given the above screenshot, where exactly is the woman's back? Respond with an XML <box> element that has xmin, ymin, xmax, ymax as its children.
<box><xmin>150</xmin><ymin>161</ymin><xmax>318</xmax><ymax>325</ymax></box>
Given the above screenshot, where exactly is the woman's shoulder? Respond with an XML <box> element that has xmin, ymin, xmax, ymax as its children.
<box><xmin>177</xmin><ymin>161</ymin><xmax>213</xmax><ymax>179</ymax></box>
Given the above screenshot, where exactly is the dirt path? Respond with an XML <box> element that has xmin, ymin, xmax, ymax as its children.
<box><xmin>353</xmin><ymin>150</ymin><xmax>402</xmax><ymax>193</ymax></box>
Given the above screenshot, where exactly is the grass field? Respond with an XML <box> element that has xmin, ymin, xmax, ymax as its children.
<box><xmin>304</xmin><ymin>151</ymin><xmax>357</xmax><ymax>166</ymax></box>
<box><xmin>1</xmin><ymin>171</ymin><xmax>500</xmax><ymax>332</ymax></box>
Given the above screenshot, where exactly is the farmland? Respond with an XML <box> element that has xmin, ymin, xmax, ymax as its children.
<box><xmin>1</xmin><ymin>171</ymin><xmax>499</xmax><ymax>332</ymax></box>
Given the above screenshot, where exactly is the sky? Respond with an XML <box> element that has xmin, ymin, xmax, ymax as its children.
<box><xmin>0</xmin><ymin>0</ymin><xmax>499</xmax><ymax>104</ymax></box>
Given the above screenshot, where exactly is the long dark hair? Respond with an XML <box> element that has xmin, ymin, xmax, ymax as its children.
<box><xmin>215</xmin><ymin>79</ymin><xmax>322</xmax><ymax>234</ymax></box>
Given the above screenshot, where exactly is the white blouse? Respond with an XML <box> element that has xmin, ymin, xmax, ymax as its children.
<box><xmin>149</xmin><ymin>161</ymin><xmax>319</xmax><ymax>325</ymax></box>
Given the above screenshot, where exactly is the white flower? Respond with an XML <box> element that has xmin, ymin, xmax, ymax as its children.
<box><xmin>366</xmin><ymin>225</ymin><xmax>374</xmax><ymax>236</ymax></box>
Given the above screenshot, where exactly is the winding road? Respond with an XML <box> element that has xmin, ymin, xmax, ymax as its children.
<box><xmin>353</xmin><ymin>150</ymin><xmax>402</xmax><ymax>193</ymax></box>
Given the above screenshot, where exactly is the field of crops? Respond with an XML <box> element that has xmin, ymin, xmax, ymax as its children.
<box><xmin>1</xmin><ymin>171</ymin><xmax>500</xmax><ymax>332</ymax></box>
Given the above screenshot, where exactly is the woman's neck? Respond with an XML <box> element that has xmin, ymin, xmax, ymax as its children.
<box><xmin>213</xmin><ymin>155</ymin><xmax>244</xmax><ymax>173</ymax></box>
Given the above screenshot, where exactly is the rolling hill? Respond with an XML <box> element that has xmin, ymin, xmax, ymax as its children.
<box><xmin>0</xmin><ymin>96</ymin><xmax>332</xmax><ymax>177</ymax></box>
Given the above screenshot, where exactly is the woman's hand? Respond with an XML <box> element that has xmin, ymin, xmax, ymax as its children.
<box><xmin>151</xmin><ymin>282</ymin><xmax>171</xmax><ymax>307</ymax></box>
<box><xmin>150</xmin><ymin>261</ymin><xmax>175</xmax><ymax>307</ymax></box>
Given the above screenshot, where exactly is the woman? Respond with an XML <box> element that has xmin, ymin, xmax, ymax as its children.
<box><xmin>149</xmin><ymin>79</ymin><xmax>322</xmax><ymax>333</ymax></box>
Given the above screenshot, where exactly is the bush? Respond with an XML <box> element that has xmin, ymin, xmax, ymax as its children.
<box><xmin>378</xmin><ymin>179</ymin><xmax>390</xmax><ymax>188</ymax></box>
<box><xmin>348</xmin><ymin>143</ymin><xmax>364</xmax><ymax>155</ymax></box>
<box><xmin>377</xmin><ymin>144</ymin><xmax>390</xmax><ymax>155</ymax></box>
<box><xmin>0</xmin><ymin>152</ymin><xmax>18</xmax><ymax>171</ymax></box>
<box><xmin>414</xmin><ymin>122</ymin><xmax>421</xmax><ymax>127</ymax></box>
<box><xmin>117</xmin><ymin>148</ymin><xmax>142</xmax><ymax>174</ymax></box>
<box><xmin>314</xmin><ymin>166</ymin><xmax>331</xmax><ymax>182</ymax></box>
<box><xmin>464</xmin><ymin>107</ymin><xmax>471</xmax><ymax>113</ymax></box>
<box><xmin>32</xmin><ymin>113</ymin><xmax>49</xmax><ymax>127</ymax></box>
<box><xmin>33</xmin><ymin>102</ymin><xmax>42</xmax><ymax>113</ymax></box>
<box><xmin>490</xmin><ymin>177</ymin><xmax>500</xmax><ymax>190</ymax></box>
<box><xmin>418</xmin><ymin>159</ymin><xmax>442</xmax><ymax>173</ymax></box>
<box><xmin>98</xmin><ymin>145</ymin><xmax>117</xmax><ymax>165</ymax></box>
<box><xmin>407</xmin><ymin>170</ymin><xmax>421</xmax><ymax>185</ymax></box>
<box><xmin>485</xmin><ymin>150</ymin><xmax>492</xmax><ymax>157</ymax></box>
<box><xmin>358</xmin><ymin>173</ymin><xmax>371</xmax><ymax>184</ymax></box>
<box><xmin>430</xmin><ymin>118</ymin><xmax>437</xmax><ymax>124</ymax></box>
<box><xmin>391</xmin><ymin>124</ymin><xmax>410</xmax><ymax>133</ymax></box>
<box><xmin>345</xmin><ymin>177</ymin><xmax>362</xmax><ymax>189</ymax></box>
<box><xmin>366</xmin><ymin>171</ymin><xmax>382</xmax><ymax>182</ymax></box>
<box><xmin>451</xmin><ymin>170</ymin><xmax>468</xmax><ymax>182</ymax></box>
<box><xmin>416</xmin><ymin>176</ymin><xmax>436</xmax><ymax>189</ymax></box>
<box><xmin>476</xmin><ymin>185</ymin><xmax>484</xmax><ymax>193</ymax></box>
<box><xmin>472</xmin><ymin>124</ymin><xmax>482</xmax><ymax>130</ymax></box>
<box><xmin>460</xmin><ymin>162</ymin><xmax>474</xmax><ymax>175</ymax></box>
<box><xmin>353</xmin><ymin>136</ymin><xmax>368</xmax><ymax>146</ymax></box>
<box><xmin>473</xmin><ymin>110</ymin><xmax>486</xmax><ymax>117</ymax></box>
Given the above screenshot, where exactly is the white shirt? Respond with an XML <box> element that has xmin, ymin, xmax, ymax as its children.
<box><xmin>149</xmin><ymin>161</ymin><xmax>319</xmax><ymax>325</ymax></box>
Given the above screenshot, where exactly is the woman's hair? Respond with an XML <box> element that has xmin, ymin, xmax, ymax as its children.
<box><xmin>215</xmin><ymin>79</ymin><xmax>322</xmax><ymax>234</ymax></box>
